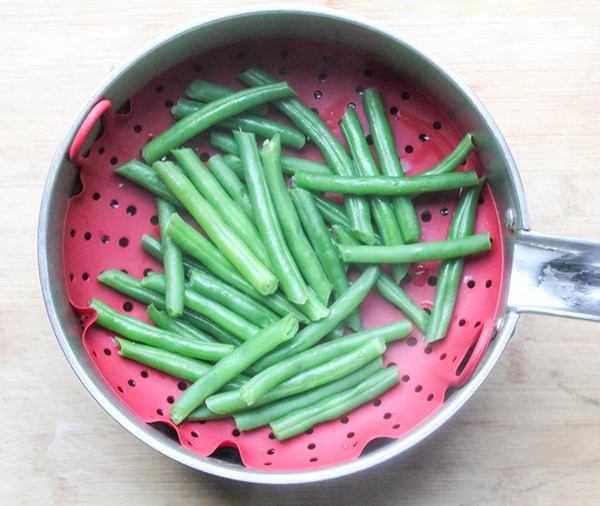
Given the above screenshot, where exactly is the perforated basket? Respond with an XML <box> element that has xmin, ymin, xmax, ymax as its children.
<box><xmin>40</xmin><ymin>7</ymin><xmax>530</xmax><ymax>484</ymax></box>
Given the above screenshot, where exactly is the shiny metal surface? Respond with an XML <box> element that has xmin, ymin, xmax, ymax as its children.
<box><xmin>509</xmin><ymin>231</ymin><xmax>600</xmax><ymax>320</ymax></box>
<box><xmin>38</xmin><ymin>5</ymin><xmax>542</xmax><ymax>484</ymax></box>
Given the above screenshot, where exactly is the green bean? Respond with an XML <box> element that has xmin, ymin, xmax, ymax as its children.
<box><xmin>270</xmin><ymin>365</ymin><xmax>400</xmax><ymax>440</ymax></box>
<box><xmin>261</xmin><ymin>135</ymin><xmax>333</xmax><ymax>305</ymax></box>
<box><xmin>188</xmin><ymin>405</ymin><xmax>235</xmax><ymax>421</ymax></box>
<box><xmin>451</xmin><ymin>180</ymin><xmax>486</xmax><ymax>241</ymax></box>
<box><xmin>232</xmin><ymin>358</ymin><xmax>383</xmax><ymax>431</ymax></box>
<box><xmin>325</xmin><ymin>323</ymin><xmax>348</xmax><ymax>341</ymax></box>
<box><xmin>337</xmin><ymin>233</ymin><xmax>491</xmax><ymax>264</ymax></box>
<box><xmin>164</xmin><ymin>212</ymin><xmax>245</xmax><ymax>285</ymax></box>
<box><xmin>96</xmin><ymin>269</ymin><xmax>241</xmax><ymax>344</ymax></box>
<box><xmin>163</xmin><ymin>214</ymin><xmax>309</xmax><ymax>324</ymax></box>
<box><xmin>144</xmin><ymin>230</ymin><xmax>308</xmax><ymax>325</ymax></box>
<box><xmin>141</xmin><ymin>273</ymin><xmax>260</xmax><ymax>342</ymax></box>
<box><xmin>221</xmin><ymin>116</ymin><xmax>306</xmax><ymax>150</ymax></box>
<box><xmin>420</xmin><ymin>133</ymin><xmax>475</xmax><ymax>177</ymax></box>
<box><xmin>98</xmin><ymin>269</ymin><xmax>170</xmax><ymax>307</ymax></box>
<box><xmin>212</xmin><ymin>130</ymin><xmax>332</xmax><ymax>176</ymax></box>
<box><xmin>420</xmin><ymin>202</ymin><xmax>470</xmax><ymax>336</ymax></box>
<box><xmin>291</xmin><ymin>188</ymin><xmax>363</xmax><ymax>332</ymax></box>
<box><xmin>292</xmin><ymin>171</ymin><xmax>480</xmax><ymax>196</ymax></box>
<box><xmin>171</xmin><ymin>148</ymin><xmax>272</xmax><ymax>270</ymax></box>
<box><xmin>171</xmin><ymin>97</ymin><xmax>206</xmax><ymax>120</ymax></box>
<box><xmin>187</xmin><ymin>268</ymin><xmax>278</xmax><ymax>328</ymax></box>
<box><xmin>313</xmin><ymin>193</ymin><xmax>350</xmax><ymax>227</ymax></box>
<box><xmin>281</xmin><ymin>157</ymin><xmax>331</xmax><ymax>176</ymax></box>
<box><xmin>225</xmin><ymin>152</ymin><xmax>335</xmax><ymax>178</ymax></box>
<box><xmin>142</xmin><ymin>82</ymin><xmax>295</xmax><ymax>164</ymax></box>
<box><xmin>207</xmin><ymin>155</ymin><xmax>255</xmax><ymax>224</ymax></box>
<box><xmin>234</xmin><ymin>131</ymin><xmax>309</xmax><ymax>306</ymax></box>
<box><xmin>363</xmin><ymin>87</ymin><xmax>420</xmax><ymax>243</ymax></box>
<box><xmin>174</xmin><ymin>97</ymin><xmax>306</xmax><ymax>149</ymax></box>
<box><xmin>238</xmin><ymin>67</ymin><xmax>375</xmax><ymax>245</ymax></box>
<box><xmin>250</xmin><ymin>266</ymin><xmax>380</xmax><ymax>373</ymax></box>
<box><xmin>199</xmin><ymin>388</ymin><xmax>247</xmax><ymax>415</ymax></box>
<box><xmin>89</xmin><ymin>298</ymin><xmax>233</xmax><ymax>361</ymax></box>
<box><xmin>185</xmin><ymin>79</ymin><xmax>269</xmax><ymax>116</ymax></box>
<box><xmin>205</xmin><ymin>337</ymin><xmax>386</xmax><ymax>414</ymax></box>
<box><xmin>156</xmin><ymin>198</ymin><xmax>185</xmax><ymax>318</ymax></box>
<box><xmin>310</xmin><ymin>192</ymin><xmax>382</xmax><ymax>245</ymax></box>
<box><xmin>210</xmin><ymin>130</ymin><xmax>241</xmax><ymax>156</ymax></box>
<box><xmin>141</xmin><ymin>234</ymin><xmax>204</xmax><ymax>274</ymax></box>
<box><xmin>117</xmin><ymin>337</ymin><xmax>211</xmax><ymax>380</ymax></box>
<box><xmin>240</xmin><ymin>321</ymin><xmax>410</xmax><ymax>406</ymax></box>
<box><xmin>298</xmin><ymin>197</ymin><xmax>350</xmax><ymax>274</ymax></box>
<box><xmin>170</xmin><ymin>314</ymin><xmax>299</xmax><ymax>424</ymax></box>
<box><xmin>180</xmin><ymin>313</ymin><xmax>242</xmax><ymax>346</ymax></box>
<box><xmin>116</xmin><ymin>338</ymin><xmax>248</xmax><ymax>389</ymax></box>
<box><xmin>332</xmin><ymin>225</ymin><xmax>430</xmax><ymax>333</ymax></box>
<box><xmin>141</xmin><ymin>234</ymin><xmax>246</xmax><ymax>346</ymax></box>
<box><xmin>425</xmin><ymin>178</ymin><xmax>486</xmax><ymax>343</ymax></box>
<box><xmin>222</xmin><ymin>154</ymin><xmax>246</xmax><ymax>178</ymax></box>
<box><xmin>340</xmin><ymin>107</ymin><xmax>408</xmax><ymax>283</ymax></box>
<box><xmin>114</xmin><ymin>160</ymin><xmax>182</xmax><ymax>208</ymax></box>
<box><xmin>146</xmin><ymin>303</ymin><xmax>214</xmax><ymax>344</ymax></box>
<box><xmin>153</xmin><ymin>160</ymin><xmax>277</xmax><ymax>296</ymax></box>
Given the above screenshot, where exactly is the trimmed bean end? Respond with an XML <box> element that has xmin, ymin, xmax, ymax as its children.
<box><xmin>351</xmin><ymin>228</ymin><xmax>376</xmax><ymax>246</ymax></box>
<box><xmin>170</xmin><ymin>407</ymin><xmax>187</xmax><ymax>425</ymax></box>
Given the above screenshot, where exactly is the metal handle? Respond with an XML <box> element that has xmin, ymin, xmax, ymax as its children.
<box><xmin>508</xmin><ymin>231</ymin><xmax>600</xmax><ymax>321</ymax></box>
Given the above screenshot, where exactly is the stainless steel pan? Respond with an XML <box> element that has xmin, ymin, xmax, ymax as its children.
<box><xmin>38</xmin><ymin>5</ymin><xmax>600</xmax><ymax>484</ymax></box>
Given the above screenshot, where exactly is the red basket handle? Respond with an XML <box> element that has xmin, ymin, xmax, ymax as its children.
<box><xmin>69</xmin><ymin>99</ymin><xmax>112</xmax><ymax>165</ymax></box>
<box><xmin>452</xmin><ymin>317</ymin><xmax>495</xmax><ymax>387</ymax></box>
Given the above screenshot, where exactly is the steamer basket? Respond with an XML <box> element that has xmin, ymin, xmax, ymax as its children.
<box><xmin>38</xmin><ymin>6</ymin><xmax>600</xmax><ymax>484</ymax></box>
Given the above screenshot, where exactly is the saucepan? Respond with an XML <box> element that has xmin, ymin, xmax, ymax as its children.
<box><xmin>38</xmin><ymin>5</ymin><xmax>600</xmax><ymax>484</ymax></box>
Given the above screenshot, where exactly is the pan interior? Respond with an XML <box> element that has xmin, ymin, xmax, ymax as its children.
<box><xmin>61</xmin><ymin>36</ymin><xmax>504</xmax><ymax>472</ymax></box>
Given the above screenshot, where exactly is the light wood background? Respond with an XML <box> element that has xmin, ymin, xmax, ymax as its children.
<box><xmin>2</xmin><ymin>0</ymin><xmax>600</xmax><ymax>504</ymax></box>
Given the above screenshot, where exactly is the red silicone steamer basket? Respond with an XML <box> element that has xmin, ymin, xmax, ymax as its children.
<box><xmin>38</xmin><ymin>7</ymin><xmax>600</xmax><ymax>484</ymax></box>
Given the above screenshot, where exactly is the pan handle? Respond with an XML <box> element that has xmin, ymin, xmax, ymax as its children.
<box><xmin>508</xmin><ymin>230</ymin><xmax>600</xmax><ymax>321</ymax></box>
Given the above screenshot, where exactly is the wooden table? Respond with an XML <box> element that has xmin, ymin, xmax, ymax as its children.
<box><xmin>3</xmin><ymin>1</ymin><xmax>600</xmax><ymax>503</ymax></box>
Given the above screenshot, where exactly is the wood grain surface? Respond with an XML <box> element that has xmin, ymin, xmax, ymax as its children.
<box><xmin>2</xmin><ymin>0</ymin><xmax>600</xmax><ymax>504</ymax></box>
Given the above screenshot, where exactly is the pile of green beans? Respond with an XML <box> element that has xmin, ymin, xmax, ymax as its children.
<box><xmin>205</xmin><ymin>336</ymin><xmax>387</xmax><ymax>415</ymax></box>
<box><xmin>235</xmin><ymin>131</ymin><xmax>310</xmax><ymax>306</ymax></box>
<box><xmin>239</xmin><ymin>320</ymin><xmax>410</xmax><ymax>406</ymax></box>
<box><xmin>332</xmin><ymin>225</ymin><xmax>430</xmax><ymax>333</ymax></box>
<box><xmin>424</xmin><ymin>178</ymin><xmax>486</xmax><ymax>343</ymax></box>
<box><xmin>238</xmin><ymin>67</ymin><xmax>375</xmax><ymax>246</ymax></box>
<box><xmin>142</xmin><ymin>82</ymin><xmax>296</xmax><ymax>163</ymax></box>
<box><xmin>363</xmin><ymin>87</ymin><xmax>420</xmax><ymax>244</ymax></box>
<box><xmin>172</xmin><ymin>148</ymin><xmax>272</xmax><ymax>270</ymax></box>
<box><xmin>210</xmin><ymin>130</ymin><xmax>332</xmax><ymax>176</ymax></box>
<box><xmin>291</xmin><ymin>188</ymin><xmax>363</xmax><ymax>332</ymax></box>
<box><xmin>95</xmin><ymin>72</ymin><xmax>492</xmax><ymax>441</ymax></box>
<box><xmin>260</xmin><ymin>135</ymin><xmax>332</xmax><ymax>306</ymax></box>
<box><xmin>184</xmin><ymin>79</ymin><xmax>269</xmax><ymax>117</ymax></box>
<box><xmin>271</xmin><ymin>365</ymin><xmax>400</xmax><ymax>440</ymax></box>
<box><xmin>171</xmin><ymin>314</ymin><xmax>299</xmax><ymax>424</ymax></box>
<box><xmin>90</xmin><ymin>298</ymin><xmax>234</xmax><ymax>361</ymax></box>
<box><xmin>140</xmin><ymin>273</ymin><xmax>261</xmax><ymax>342</ymax></box>
<box><xmin>172</xmin><ymin>97</ymin><xmax>306</xmax><ymax>150</ymax></box>
<box><xmin>340</xmin><ymin>107</ymin><xmax>408</xmax><ymax>283</ymax></box>
<box><xmin>153</xmin><ymin>160</ymin><xmax>277</xmax><ymax>297</ymax></box>
<box><xmin>230</xmin><ymin>359</ymin><xmax>383</xmax><ymax>430</ymax></box>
